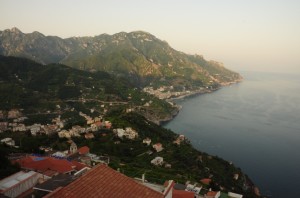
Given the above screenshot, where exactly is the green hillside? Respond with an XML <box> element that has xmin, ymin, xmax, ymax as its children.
<box><xmin>0</xmin><ymin>28</ymin><xmax>242</xmax><ymax>88</ymax></box>
<box><xmin>0</xmin><ymin>55</ymin><xmax>177</xmax><ymax>123</ymax></box>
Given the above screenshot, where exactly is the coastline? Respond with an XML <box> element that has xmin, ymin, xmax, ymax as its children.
<box><xmin>159</xmin><ymin>77</ymin><xmax>262</xmax><ymax>197</ymax></box>
<box><xmin>158</xmin><ymin>78</ymin><xmax>243</xmax><ymax>125</ymax></box>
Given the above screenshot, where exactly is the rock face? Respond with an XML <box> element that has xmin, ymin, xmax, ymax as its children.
<box><xmin>0</xmin><ymin>28</ymin><xmax>242</xmax><ymax>87</ymax></box>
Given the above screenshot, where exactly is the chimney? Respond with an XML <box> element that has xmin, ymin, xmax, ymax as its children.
<box><xmin>142</xmin><ymin>173</ymin><xmax>145</xmax><ymax>183</ymax></box>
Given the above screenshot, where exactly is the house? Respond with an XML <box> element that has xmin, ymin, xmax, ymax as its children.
<box><xmin>86</xmin><ymin>118</ymin><xmax>94</xmax><ymax>125</ymax></box>
<box><xmin>115</xmin><ymin>127</ymin><xmax>138</xmax><ymax>140</ymax></box>
<box><xmin>12</xmin><ymin>124</ymin><xmax>26</xmax><ymax>132</ymax></box>
<box><xmin>52</xmin><ymin>151</ymin><xmax>67</xmax><ymax>158</ymax></box>
<box><xmin>0</xmin><ymin>110</ymin><xmax>5</xmax><ymax>119</ymax></box>
<box><xmin>228</xmin><ymin>192</ymin><xmax>243</xmax><ymax>198</ymax></box>
<box><xmin>173</xmin><ymin>135</ymin><xmax>185</xmax><ymax>145</ymax></box>
<box><xmin>205</xmin><ymin>191</ymin><xmax>220</xmax><ymax>198</ymax></box>
<box><xmin>69</xmin><ymin>126</ymin><xmax>82</xmax><ymax>136</ymax></box>
<box><xmin>45</xmin><ymin>164</ymin><xmax>164</xmax><ymax>198</ymax></box>
<box><xmin>151</xmin><ymin>157</ymin><xmax>164</xmax><ymax>166</ymax></box>
<box><xmin>87</xmin><ymin>153</ymin><xmax>110</xmax><ymax>165</ymax></box>
<box><xmin>143</xmin><ymin>138</ymin><xmax>152</xmax><ymax>146</ymax></box>
<box><xmin>1</xmin><ymin>137</ymin><xmax>15</xmax><ymax>147</ymax></box>
<box><xmin>104</xmin><ymin>121</ymin><xmax>112</xmax><ymax>129</ymax></box>
<box><xmin>233</xmin><ymin>173</ymin><xmax>239</xmax><ymax>180</ymax></box>
<box><xmin>84</xmin><ymin>132</ymin><xmax>94</xmax><ymax>139</ymax></box>
<box><xmin>94</xmin><ymin>120</ymin><xmax>102</xmax><ymax>126</ymax></box>
<box><xmin>153</xmin><ymin>143</ymin><xmax>164</xmax><ymax>152</ymax></box>
<box><xmin>173</xmin><ymin>139</ymin><xmax>181</xmax><ymax>145</ymax></box>
<box><xmin>14</xmin><ymin>155</ymin><xmax>87</xmax><ymax>175</ymax></box>
<box><xmin>0</xmin><ymin>122</ymin><xmax>8</xmax><ymax>132</ymax></box>
<box><xmin>124</xmin><ymin>127</ymin><xmax>138</xmax><ymax>139</ymax></box>
<box><xmin>90</xmin><ymin>123</ymin><xmax>97</xmax><ymax>131</ymax></box>
<box><xmin>116</xmin><ymin>128</ymin><xmax>125</xmax><ymax>138</ymax></box>
<box><xmin>42</xmin><ymin>124</ymin><xmax>59</xmax><ymax>135</ymax></box>
<box><xmin>163</xmin><ymin>180</ymin><xmax>195</xmax><ymax>198</ymax></box>
<box><xmin>165</xmin><ymin>163</ymin><xmax>172</xmax><ymax>168</ymax></box>
<box><xmin>200</xmin><ymin>178</ymin><xmax>211</xmax><ymax>185</ymax></box>
<box><xmin>58</xmin><ymin>130</ymin><xmax>70</xmax><ymax>138</ymax></box>
<box><xmin>0</xmin><ymin>171</ymin><xmax>42</xmax><ymax>198</ymax></box>
<box><xmin>7</xmin><ymin>109</ymin><xmax>22</xmax><ymax>119</ymax></box>
<box><xmin>78</xmin><ymin>146</ymin><xmax>90</xmax><ymax>155</ymax></box>
<box><xmin>28</xmin><ymin>124</ymin><xmax>42</xmax><ymax>136</ymax></box>
<box><xmin>72</xmin><ymin>125</ymin><xmax>85</xmax><ymax>133</ymax></box>
<box><xmin>186</xmin><ymin>183</ymin><xmax>202</xmax><ymax>195</ymax></box>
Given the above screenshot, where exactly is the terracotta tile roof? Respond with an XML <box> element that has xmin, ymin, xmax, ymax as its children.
<box><xmin>77</xmin><ymin>146</ymin><xmax>90</xmax><ymax>155</ymax></box>
<box><xmin>46</xmin><ymin>164</ymin><xmax>164</xmax><ymax>198</ymax></box>
<box><xmin>173</xmin><ymin>188</ymin><xmax>194</xmax><ymax>198</ymax></box>
<box><xmin>200</xmin><ymin>178</ymin><xmax>212</xmax><ymax>185</ymax></box>
<box><xmin>207</xmin><ymin>191</ymin><xmax>218</xmax><ymax>196</ymax></box>
<box><xmin>16</xmin><ymin>156</ymin><xmax>84</xmax><ymax>174</ymax></box>
<box><xmin>71</xmin><ymin>161</ymin><xmax>88</xmax><ymax>171</ymax></box>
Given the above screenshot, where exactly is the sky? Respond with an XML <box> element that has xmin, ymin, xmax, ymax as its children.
<box><xmin>1</xmin><ymin>0</ymin><xmax>300</xmax><ymax>73</ymax></box>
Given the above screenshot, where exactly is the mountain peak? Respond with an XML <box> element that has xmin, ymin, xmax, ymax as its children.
<box><xmin>10</xmin><ymin>27</ymin><xmax>23</xmax><ymax>34</ymax></box>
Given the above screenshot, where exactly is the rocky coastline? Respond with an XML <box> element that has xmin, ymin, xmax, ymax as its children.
<box><xmin>156</xmin><ymin>78</ymin><xmax>243</xmax><ymax>125</ymax></box>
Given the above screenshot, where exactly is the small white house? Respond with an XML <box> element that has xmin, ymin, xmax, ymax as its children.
<box><xmin>228</xmin><ymin>192</ymin><xmax>243</xmax><ymax>198</ymax></box>
<box><xmin>1</xmin><ymin>138</ymin><xmax>15</xmax><ymax>147</ymax></box>
<box><xmin>151</xmin><ymin>157</ymin><xmax>164</xmax><ymax>166</ymax></box>
<box><xmin>153</xmin><ymin>143</ymin><xmax>163</xmax><ymax>152</ymax></box>
<box><xmin>143</xmin><ymin>138</ymin><xmax>151</xmax><ymax>146</ymax></box>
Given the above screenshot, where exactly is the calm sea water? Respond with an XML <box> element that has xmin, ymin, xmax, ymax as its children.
<box><xmin>164</xmin><ymin>71</ymin><xmax>300</xmax><ymax>198</ymax></box>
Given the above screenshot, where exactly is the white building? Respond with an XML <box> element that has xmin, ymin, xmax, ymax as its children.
<box><xmin>12</xmin><ymin>124</ymin><xmax>26</xmax><ymax>132</ymax></box>
<box><xmin>143</xmin><ymin>138</ymin><xmax>152</xmax><ymax>146</ymax></box>
<box><xmin>1</xmin><ymin>138</ymin><xmax>15</xmax><ymax>147</ymax></box>
<box><xmin>124</xmin><ymin>127</ymin><xmax>138</xmax><ymax>139</ymax></box>
<box><xmin>0</xmin><ymin>171</ymin><xmax>42</xmax><ymax>198</ymax></box>
<box><xmin>153</xmin><ymin>143</ymin><xmax>163</xmax><ymax>152</ymax></box>
<box><xmin>116</xmin><ymin>127</ymin><xmax>138</xmax><ymax>140</ymax></box>
<box><xmin>28</xmin><ymin>124</ymin><xmax>42</xmax><ymax>136</ymax></box>
<box><xmin>151</xmin><ymin>157</ymin><xmax>164</xmax><ymax>166</ymax></box>
<box><xmin>228</xmin><ymin>192</ymin><xmax>243</xmax><ymax>198</ymax></box>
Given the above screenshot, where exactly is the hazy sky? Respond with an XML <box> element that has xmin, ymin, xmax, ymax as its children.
<box><xmin>1</xmin><ymin>0</ymin><xmax>300</xmax><ymax>73</ymax></box>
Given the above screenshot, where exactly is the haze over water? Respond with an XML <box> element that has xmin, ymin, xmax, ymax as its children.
<box><xmin>164</xmin><ymin>71</ymin><xmax>300</xmax><ymax>198</ymax></box>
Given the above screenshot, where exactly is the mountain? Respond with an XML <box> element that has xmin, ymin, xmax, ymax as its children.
<box><xmin>0</xmin><ymin>28</ymin><xmax>242</xmax><ymax>87</ymax></box>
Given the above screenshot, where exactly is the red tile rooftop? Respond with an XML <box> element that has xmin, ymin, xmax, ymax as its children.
<box><xmin>206</xmin><ymin>191</ymin><xmax>218</xmax><ymax>196</ymax></box>
<box><xmin>173</xmin><ymin>188</ymin><xmax>194</xmax><ymax>198</ymax></box>
<box><xmin>15</xmin><ymin>156</ymin><xmax>87</xmax><ymax>174</ymax></box>
<box><xmin>200</xmin><ymin>178</ymin><xmax>212</xmax><ymax>185</ymax></box>
<box><xmin>45</xmin><ymin>164</ymin><xmax>164</xmax><ymax>198</ymax></box>
<box><xmin>77</xmin><ymin>146</ymin><xmax>90</xmax><ymax>155</ymax></box>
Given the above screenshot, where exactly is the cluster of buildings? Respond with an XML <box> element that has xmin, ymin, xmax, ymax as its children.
<box><xmin>143</xmin><ymin>86</ymin><xmax>197</xmax><ymax>100</ymax></box>
<box><xmin>0</xmin><ymin>109</ymin><xmax>64</xmax><ymax>136</ymax></box>
<box><xmin>0</xmin><ymin>109</ymin><xmax>245</xmax><ymax>198</ymax></box>
<box><xmin>0</xmin><ymin>163</ymin><xmax>244</xmax><ymax>198</ymax></box>
<box><xmin>0</xmin><ymin>140</ymin><xmax>115</xmax><ymax>197</ymax></box>
<box><xmin>0</xmin><ymin>109</ymin><xmax>112</xmax><ymax>140</ymax></box>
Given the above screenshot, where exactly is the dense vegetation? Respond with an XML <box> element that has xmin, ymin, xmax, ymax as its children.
<box><xmin>0</xmin><ymin>55</ymin><xmax>176</xmax><ymax>122</ymax></box>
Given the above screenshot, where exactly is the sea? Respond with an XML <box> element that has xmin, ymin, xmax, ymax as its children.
<box><xmin>164</xmin><ymin>71</ymin><xmax>300</xmax><ymax>198</ymax></box>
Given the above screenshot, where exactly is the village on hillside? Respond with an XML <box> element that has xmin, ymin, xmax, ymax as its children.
<box><xmin>0</xmin><ymin>108</ymin><xmax>246</xmax><ymax>198</ymax></box>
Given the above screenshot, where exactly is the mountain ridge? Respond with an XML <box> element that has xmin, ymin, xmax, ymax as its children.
<box><xmin>0</xmin><ymin>27</ymin><xmax>242</xmax><ymax>87</ymax></box>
